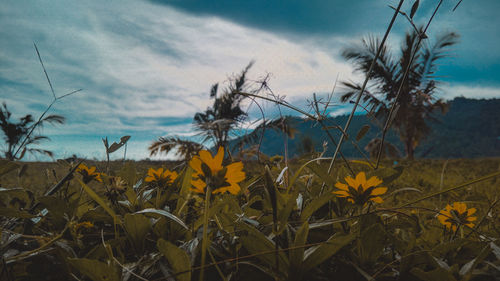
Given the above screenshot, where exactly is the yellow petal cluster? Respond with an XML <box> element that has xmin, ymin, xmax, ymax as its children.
<box><xmin>437</xmin><ymin>202</ymin><xmax>477</xmax><ymax>231</ymax></box>
<box><xmin>333</xmin><ymin>172</ymin><xmax>387</xmax><ymax>205</ymax></box>
<box><xmin>145</xmin><ymin>167</ymin><xmax>178</xmax><ymax>184</ymax></box>
<box><xmin>76</xmin><ymin>163</ymin><xmax>102</xmax><ymax>183</ymax></box>
<box><xmin>189</xmin><ymin>147</ymin><xmax>245</xmax><ymax>195</ymax></box>
<box><xmin>74</xmin><ymin>221</ymin><xmax>94</xmax><ymax>232</ymax></box>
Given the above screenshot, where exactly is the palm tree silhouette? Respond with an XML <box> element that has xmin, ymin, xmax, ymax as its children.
<box><xmin>340</xmin><ymin>27</ymin><xmax>459</xmax><ymax>159</ymax></box>
<box><xmin>0</xmin><ymin>102</ymin><xmax>65</xmax><ymax>160</ymax></box>
<box><xmin>150</xmin><ymin>63</ymin><xmax>254</xmax><ymax>160</ymax></box>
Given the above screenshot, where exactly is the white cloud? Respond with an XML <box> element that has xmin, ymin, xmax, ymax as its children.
<box><xmin>0</xmin><ymin>0</ymin><xmax>359</xmax><ymax>160</ymax></box>
<box><xmin>442</xmin><ymin>84</ymin><xmax>500</xmax><ymax>100</ymax></box>
<box><xmin>1</xmin><ymin>0</ymin><xmax>354</xmax><ymax>123</ymax></box>
<box><xmin>4</xmin><ymin>1</ymin><xmax>498</xmax><ymax>161</ymax></box>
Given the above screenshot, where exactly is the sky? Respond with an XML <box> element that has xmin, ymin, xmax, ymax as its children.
<box><xmin>1</xmin><ymin>0</ymin><xmax>499</xmax><ymax>161</ymax></box>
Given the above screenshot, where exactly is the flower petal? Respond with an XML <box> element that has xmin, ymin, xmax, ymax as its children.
<box><xmin>191</xmin><ymin>179</ymin><xmax>206</xmax><ymax>193</ymax></box>
<box><xmin>437</xmin><ymin>214</ymin><xmax>447</xmax><ymax>225</ymax></box>
<box><xmin>199</xmin><ymin>150</ymin><xmax>214</xmax><ymax>165</ymax></box>
<box><xmin>370</xmin><ymin>187</ymin><xmax>387</xmax><ymax>196</ymax></box>
<box><xmin>224</xmin><ymin>183</ymin><xmax>241</xmax><ymax>195</ymax></box>
<box><xmin>156</xmin><ymin>168</ymin><xmax>164</xmax><ymax>177</ymax></box>
<box><xmin>467</xmin><ymin>208</ymin><xmax>476</xmax><ymax>216</ymax></box>
<box><xmin>465</xmin><ymin>223</ymin><xmax>475</xmax><ymax>228</ymax></box>
<box><xmin>467</xmin><ymin>216</ymin><xmax>477</xmax><ymax>222</ymax></box>
<box><xmin>95</xmin><ymin>174</ymin><xmax>103</xmax><ymax>182</ymax></box>
<box><xmin>364</xmin><ymin>176</ymin><xmax>383</xmax><ymax>189</ymax></box>
<box><xmin>146</xmin><ymin>168</ymin><xmax>155</xmax><ymax>177</ymax></box>
<box><xmin>189</xmin><ymin>157</ymin><xmax>203</xmax><ymax>175</ymax></box>
<box><xmin>226</xmin><ymin>162</ymin><xmax>245</xmax><ymax>183</ymax></box>
<box><xmin>167</xmin><ymin>171</ymin><xmax>179</xmax><ymax>183</ymax></box>
<box><xmin>453</xmin><ymin>202</ymin><xmax>467</xmax><ymax>214</ymax></box>
<box><xmin>76</xmin><ymin>163</ymin><xmax>87</xmax><ymax>172</ymax></box>
<box><xmin>370</xmin><ymin>196</ymin><xmax>383</xmax><ymax>203</ymax></box>
<box><xmin>211</xmin><ymin>187</ymin><xmax>227</xmax><ymax>194</ymax></box>
<box><xmin>443</xmin><ymin>221</ymin><xmax>452</xmax><ymax>229</ymax></box>
<box><xmin>344</xmin><ymin>176</ymin><xmax>358</xmax><ymax>189</ymax></box>
<box><xmin>334</xmin><ymin>182</ymin><xmax>349</xmax><ymax>191</ymax></box>
<box><xmin>355</xmin><ymin>172</ymin><xmax>367</xmax><ymax>189</ymax></box>
<box><xmin>199</xmin><ymin>148</ymin><xmax>224</xmax><ymax>173</ymax></box>
<box><xmin>333</xmin><ymin>190</ymin><xmax>350</xmax><ymax>197</ymax></box>
<box><xmin>213</xmin><ymin>146</ymin><xmax>224</xmax><ymax>170</ymax></box>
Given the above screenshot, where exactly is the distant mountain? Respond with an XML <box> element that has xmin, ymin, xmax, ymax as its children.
<box><xmin>230</xmin><ymin>97</ymin><xmax>500</xmax><ymax>159</ymax></box>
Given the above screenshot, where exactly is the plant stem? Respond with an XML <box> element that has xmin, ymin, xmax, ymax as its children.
<box><xmin>156</xmin><ymin>186</ymin><xmax>161</xmax><ymax>208</ymax></box>
<box><xmin>375</xmin><ymin>0</ymin><xmax>444</xmax><ymax>166</ymax></box>
<box><xmin>199</xmin><ymin>186</ymin><xmax>212</xmax><ymax>281</ymax></box>
<box><xmin>328</xmin><ymin>0</ymin><xmax>404</xmax><ymax>173</ymax></box>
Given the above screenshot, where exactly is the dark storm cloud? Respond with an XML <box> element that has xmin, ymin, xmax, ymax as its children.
<box><xmin>150</xmin><ymin>0</ymin><xmax>500</xmax><ymax>87</ymax></box>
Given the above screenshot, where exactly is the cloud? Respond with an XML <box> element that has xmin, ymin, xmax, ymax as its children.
<box><xmin>1</xmin><ymin>0</ymin><xmax>499</xmax><ymax>161</ymax></box>
<box><xmin>149</xmin><ymin>0</ymin><xmax>395</xmax><ymax>36</ymax></box>
<box><xmin>441</xmin><ymin>85</ymin><xmax>500</xmax><ymax>100</ymax></box>
<box><xmin>0</xmin><ymin>0</ymin><xmax>361</xmax><ymax>160</ymax></box>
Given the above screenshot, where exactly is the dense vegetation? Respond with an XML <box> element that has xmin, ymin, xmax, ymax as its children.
<box><xmin>1</xmin><ymin>155</ymin><xmax>500</xmax><ymax>280</ymax></box>
<box><xmin>231</xmin><ymin>97</ymin><xmax>500</xmax><ymax>159</ymax></box>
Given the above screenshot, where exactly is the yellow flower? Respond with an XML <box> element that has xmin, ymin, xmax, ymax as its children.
<box><xmin>189</xmin><ymin>146</ymin><xmax>245</xmax><ymax>195</ymax></box>
<box><xmin>145</xmin><ymin>167</ymin><xmax>178</xmax><ymax>184</ymax></box>
<box><xmin>74</xmin><ymin>221</ymin><xmax>94</xmax><ymax>232</ymax></box>
<box><xmin>437</xmin><ymin>202</ymin><xmax>477</xmax><ymax>231</ymax></box>
<box><xmin>333</xmin><ymin>172</ymin><xmax>387</xmax><ymax>205</ymax></box>
<box><xmin>76</xmin><ymin>163</ymin><xmax>102</xmax><ymax>183</ymax></box>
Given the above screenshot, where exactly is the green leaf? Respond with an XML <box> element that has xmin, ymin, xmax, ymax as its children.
<box><xmin>302</xmin><ymin>232</ymin><xmax>354</xmax><ymax>273</ymax></box>
<box><xmin>0</xmin><ymin>207</ymin><xmax>35</xmax><ymax>218</ymax></box>
<box><xmin>490</xmin><ymin>242</ymin><xmax>500</xmax><ymax>259</ymax></box>
<box><xmin>306</xmin><ymin>162</ymin><xmax>337</xmax><ymax>188</ymax></box>
<box><xmin>237</xmin><ymin>221</ymin><xmax>289</xmax><ymax>273</ymax></box>
<box><xmin>289</xmin><ymin>222</ymin><xmax>309</xmax><ymax>273</ymax></box>
<box><xmin>381</xmin><ymin>166</ymin><xmax>404</xmax><ymax>185</ymax></box>
<box><xmin>17</xmin><ymin>164</ymin><xmax>28</xmax><ymax>177</ymax></box>
<box><xmin>263</xmin><ymin>165</ymin><xmax>278</xmax><ymax>232</ymax></box>
<box><xmin>157</xmin><ymin>239</ymin><xmax>191</xmax><ymax>281</ymax></box>
<box><xmin>76</xmin><ymin>178</ymin><xmax>118</xmax><ymax>222</ymax></box>
<box><xmin>0</xmin><ymin>187</ymin><xmax>29</xmax><ymax>203</ymax></box>
<box><xmin>459</xmin><ymin>245</ymin><xmax>491</xmax><ymax>280</ymax></box>
<box><xmin>118</xmin><ymin>162</ymin><xmax>138</xmax><ymax>191</ymax></box>
<box><xmin>356</xmin><ymin>125</ymin><xmax>370</xmax><ymax>141</ymax></box>
<box><xmin>277</xmin><ymin>189</ymin><xmax>299</xmax><ymax>234</ymax></box>
<box><xmin>359</xmin><ymin>223</ymin><xmax>386</xmax><ymax>264</ymax></box>
<box><xmin>300</xmin><ymin>192</ymin><xmax>336</xmax><ymax>222</ymax></box>
<box><xmin>120</xmin><ymin>135</ymin><xmax>131</xmax><ymax>144</ymax></box>
<box><xmin>288</xmin><ymin>158</ymin><xmax>323</xmax><ymax>192</ymax></box>
<box><xmin>400</xmin><ymin>251</ymin><xmax>432</xmax><ymax>276</ymax></box>
<box><xmin>123</xmin><ymin>213</ymin><xmax>151</xmax><ymax>254</ymax></box>
<box><xmin>102</xmin><ymin>137</ymin><xmax>109</xmax><ymax>149</ymax></box>
<box><xmin>135</xmin><ymin>208</ymin><xmax>188</xmax><ymax>230</ymax></box>
<box><xmin>174</xmin><ymin>167</ymin><xmax>193</xmax><ymax>216</ymax></box>
<box><xmin>38</xmin><ymin>196</ymin><xmax>70</xmax><ymax>217</ymax></box>
<box><xmin>107</xmin><ymin>142</ymin><xmax>123</xmax><ymax>153</ymax></box>
<box><xmin>67</xmin><ymin>258</ymin><xmax>120</xmax><ymax>281</ymax></box>
<box><xmin>410</xmin><ymin>0</ymin><xmax>420</xmax><ymax>19</ymax></box>
<box><xmin>410</xmin><ymin>267</ymin><xmax>457</xmax><ymax>281</ymax></box>
<box><xmin>0</xmin><ymin>159</ymin><xmax>19</xmax><ymax>176</ymax></box>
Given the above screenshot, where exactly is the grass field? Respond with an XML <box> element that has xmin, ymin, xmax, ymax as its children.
<box><xmin>2</xmin><ymin>156</ymin><xmax>500</xmax><ymax>280</ymax></box>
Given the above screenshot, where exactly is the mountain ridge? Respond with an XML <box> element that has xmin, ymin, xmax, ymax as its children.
<box><xmin>230</xmin><ymin>97</ymin><xmax>500</xmax><ymax>159</ymax></box>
